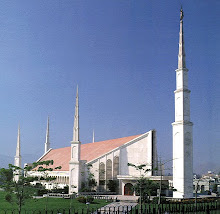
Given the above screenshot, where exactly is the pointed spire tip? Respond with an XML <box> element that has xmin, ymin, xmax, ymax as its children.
<box><xmin>93</xmin><ymin>129</ymin><xmax>95</xmax><ymax>143</ymax></box>
<box><xmin>72</xmin><ymin>85</ymin><xmax>79</xmax><ymax>142</ymax></box>
<box><xmin>45</xmin><ymin>116</ymin><xmax>50</xmax><ymax>153</ymax></box>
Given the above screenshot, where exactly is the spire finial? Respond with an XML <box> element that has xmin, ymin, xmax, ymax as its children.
<box><xmin>45</xmin><ymin>116</ymin><xmax>50</xmax><ymax>153</ymax></box>
<box><xmin>180</xmin><ymin>7</ymin><xmax>184</xmax><ymax>21</ymax></box>
<box><xmin>178</xmin><ymin>7</ymin><xmax>186</xmax><ymax>69</ymax></box>
<box><xmin>73</xmin><ymin>86</ymin><xmax>79</xmax><ymax>142</ymax></box>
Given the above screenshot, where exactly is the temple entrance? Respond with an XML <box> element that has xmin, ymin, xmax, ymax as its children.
<box><xmin>124</xmin><ymin>183</ymin><xmax>134</xmax><ymax>195</ymax></box>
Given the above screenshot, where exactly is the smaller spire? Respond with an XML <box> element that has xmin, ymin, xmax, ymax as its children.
<box><xmin>15</xmin><ymin>124</ymin><xmax>20</xmax><ymax>158</ymax></box>
<box><xmin>73</xmin><ymin>86</ymin><xmax>79</xmax><ymax>142</ymax></box>
<box><xmin>44</xmin><ymin>116</ymin><xmax>50</xmax><ymax>153</ymax></box>
<box><xmin>14</xmin><ymin>124</ymin><xmax>21</xmax><ymax>170</ymax></box>
<box><xmin>14</xmin><ymin>124</ymin><xmax>21</xmax><ymax>182</ymax></box>
<box><xmin>93</xmin><ymin>130</ymin><xmax>95</xmax><ymax>143</ymax></box>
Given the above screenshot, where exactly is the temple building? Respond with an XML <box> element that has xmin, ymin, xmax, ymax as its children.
<box><xmin>35</xmin><ymin>124</ymin><xmax>158</xmax><ymax>195</ymax></box>
<box><xmin>15</xmin><ymin>8</ymin><xmax>193</xmax><ymax>198</ymax></box>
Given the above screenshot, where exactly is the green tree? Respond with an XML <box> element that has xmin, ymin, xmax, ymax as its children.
<box><xmin>212</xmin><ymin>184</ymin><xmax>218</xmax><ymax>193</ymax></box>
<box><xmin>107</xmin><ymin>180</ymin><xmax>118</xmax><ymax>192</ymax></box>
<box><xmin>127</xmin><ymin>161</ymin><xmax>172</xmax><ymax>206</ymax></box>
<box><xmin>133</xmin><ymin>177</ymin><xmax>159</xmax><ymax>201</ymax></box>
<box><xmin>80</xmin><ymin>164</ymin><xmax>97</xmax><ymax>192</ymax></box>
<box><xmin>127</xmin><ymin>162</ymin><xmax>156</xmax><ymax>214</ymax></box>
<box><xmin>0</xmin><ymin>160</ymin><xmax>61</xmax><ymax>214</ymax></box>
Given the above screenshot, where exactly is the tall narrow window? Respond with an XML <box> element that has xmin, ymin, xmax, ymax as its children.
<box><xmin>99</xmin><ymin>162</ymin><xmax>105</xmax><ymax>185</ymax></box>
<box><xmin>113</xmin><ymin>156</ymin><xmax>119</xmax><ymax>179</ymax></box>
<box><xmin>106</xmin><ymin>159</ymin><xmax>112</xmax><ymax>181</ymax></box>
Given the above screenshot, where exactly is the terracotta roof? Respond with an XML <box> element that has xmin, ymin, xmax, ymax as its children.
<box><xmin>38</xmin><ymin>134</ymin><xmax>141</xmax><ymax>171</ymax></box>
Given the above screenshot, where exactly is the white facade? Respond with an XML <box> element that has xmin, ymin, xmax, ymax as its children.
<box><xmin>28</xmin><ymin>129</ymin><xmax>157</xmax><ymax>195</ymax></box>
<box><xmin>29</xmin><ymin>170</ymin><xmax>69</xmax><ymax>189</ymax></box>
<box><xmin>172</xmin><ymin>9</ymin><xmax>193</xmax><ymax>198</ymax></box>
<box><xmin>86</xmin><ymin>130</ymin><xmax>157</xmax><ymax>194</ymax></box>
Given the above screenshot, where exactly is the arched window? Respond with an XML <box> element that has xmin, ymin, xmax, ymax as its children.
<box><xmin>99</xmin><ymin>162</ymin><xmax>105</xmax><ymax>185</ymax></box>
<box><xmin>113</xmin><ymin>156</ymin><xmax>119</xmax><ymax>179</ymax></box>
<box><xmin>106</xmin><ymin>159</ymin><xmax>112</xmax><ymax>181</ymax></box>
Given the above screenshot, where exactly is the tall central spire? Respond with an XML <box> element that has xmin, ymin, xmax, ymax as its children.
<box><xmin>172</xmin><ymin>8</ymin><xmax>193</xmax><ymax>198</ymax></box>
<box><xmin>178</xmin><ymin>8</ymin><xmax>186</xmax><ymax>69</ymax></box>
<box><xmin>73</xmin><ymin>86</ymin><xmax>79</xmax><ymax>142</ymax></box>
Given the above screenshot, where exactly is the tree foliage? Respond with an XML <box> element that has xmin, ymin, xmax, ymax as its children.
<box><xmin>127</xmin><ymin>162</ymin><xmax>170</xmax><ymax>203</ymax></box>
<box><xmin>0</xmin><ymin>160</ymin><xmax>61</xmax><ymax>214</ymax></box>
<box><xmin>127</xmin><ymin>163</ymin><xmax>152</xmax><ymax>175</ymax></box>
<box><xmin>80</xmin><ymin>164</ymin><xmax>97</xmax><ymax>192</ymax></box>
<box><xmin>133</xmin><ymin>177</ymin><xmax>159</xmax><ymax>201</ymax></box>
<box><xmin>212</xmin><ymin>184</ymin><xmax>218</xmax><ymax>194</ymax></box>
<box><xmin>107</xmin><ymin>180</ymin><xmax>118</xmax><ymax>192</ymax></box>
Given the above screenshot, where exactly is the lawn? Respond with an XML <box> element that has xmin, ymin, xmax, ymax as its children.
<box><xmin>0</xmin><ymin>191</ymin><xmax>110</xmax><ymax>213</ymax></box>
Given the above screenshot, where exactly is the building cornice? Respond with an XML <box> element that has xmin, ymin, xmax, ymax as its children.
<box><xmin>172</xmin><ymin>121</ymin><xmax>193</xmax><ymax>126</ymax></box>
<box><xmin>174</xmin><ymin>89</ymin><xmax>191</xmax><ymax>94</ymax></box>
<box><xmin>70</xmin><ymin>141</ymin><xmax>81</xmax><ymax>144</ymax></box>
<box><xmin>175</xmin><ymin>68</ymin><xmax>188</xmax><ymax>72</ymax></box>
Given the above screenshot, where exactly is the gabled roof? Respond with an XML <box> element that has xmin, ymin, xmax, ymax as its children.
<box><xmin>38</xmin><ymin>134</ymin><xmax>141</xmax><ymax>171</ymax></box>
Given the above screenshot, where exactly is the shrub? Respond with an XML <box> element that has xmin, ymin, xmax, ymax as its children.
<box><xmin>76</xmin><ymin>196</ymin><xmax>86</xmax><ymax>203</ymax></box>
<box><xmin>51</xmin><ymin>186</ymin><xmax>68</xmax><ymax>194</ymax></box>
<box><xmin>152</xmin><ymin>197</ymin><xmax>167</xmax><ymax>204</ymax></box>
<box><xmin>5</xmin><ymin>194</ymin><xmax>12</xmax><ymax>203</ymax></box>
<box><xmin>80</xmin><ymin>187</ymin><xmax>91</xmax><ymax>192</ymax></box>
<box><xmin>181</xmin><ymin>197</ymin><xmax>218</xmax><ymax>204</ymax></box>
<box><xmin>37</xmin><ymin>189</ymin><xmax>48</xmax><ymax>196</ymax></box>
<box><xmin>107</xmin><ymin>180</ymin><xmax>118</xmax><ymax>192</ymax></box>
<box><xmin>182</xmin><ymin>199</ymin><xmax>193</xmax><ymax>204</ymax></box>
<box><xmin>76</xmin><ymin>196</ymin><xmax>94</xmax><ymax>204</ymax></box>
<box><xmin>87</xmin><ymin>196</ymin><xmax>94</xmax><ymax>203</ymax></box>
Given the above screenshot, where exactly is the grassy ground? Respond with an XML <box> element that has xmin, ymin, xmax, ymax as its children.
<box><xmin>0</xmin><ymin>191</ymin><xmax>109</xmax><ymax>213</ymax></box>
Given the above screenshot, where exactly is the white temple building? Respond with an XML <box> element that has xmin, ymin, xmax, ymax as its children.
<box><xmin>31</xmin><ymin>98</ymin><xmax>159</xmax><ymax>195</ymax></box>
<box><xmin>15</xmin><ymin>9</ymin><xmax>194</xmax><ymax>198</ymax></box>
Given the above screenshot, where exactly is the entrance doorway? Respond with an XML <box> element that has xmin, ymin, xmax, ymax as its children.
<box><xmin>124</xmin><ymin>183</ymin><xmax>134</xmax><ymax>195</ymax></box>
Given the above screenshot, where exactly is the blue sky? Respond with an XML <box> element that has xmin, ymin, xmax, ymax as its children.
<box><xmin>0</xmin><ymin>1</ymin><xmax>219</xmax><ymax>174</ymax></box>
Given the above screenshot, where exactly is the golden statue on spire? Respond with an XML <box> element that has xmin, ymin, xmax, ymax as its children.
<box><xmin>180</xmin><ymin>7</ymin><xmax>184</xmax><ymax>20</ymax></box>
